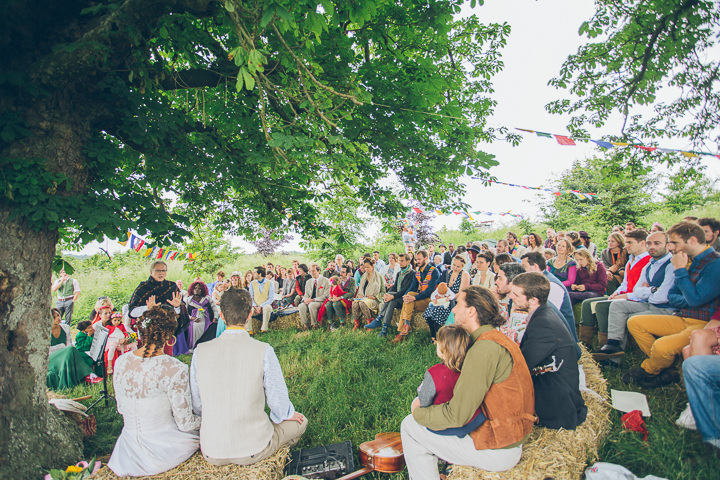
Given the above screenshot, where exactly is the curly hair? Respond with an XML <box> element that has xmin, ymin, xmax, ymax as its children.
<box><xmin>187</xmin><ymin>281</ymin><xmax>209</xmax><ymax>297</ymax></box>
<box><xmin>137</xmin><ymin>306</ymin><xmax>177</xmax><ymax>357</ymax></box>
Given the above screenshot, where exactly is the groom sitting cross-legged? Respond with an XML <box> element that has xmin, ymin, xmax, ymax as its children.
<box><xmin>190</xmin><ymin>288</ymin><xmax>308</xmax><ymax>466</ymax></box>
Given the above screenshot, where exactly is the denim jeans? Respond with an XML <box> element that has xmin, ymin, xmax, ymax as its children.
<box><xmin>683</xmin><ymin>355</ymin><xmax>720</xmax><ymax>448</ymax></box>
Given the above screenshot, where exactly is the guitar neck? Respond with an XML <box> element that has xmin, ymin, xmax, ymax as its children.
<box><xmin>335</xmin><ymin>466</ymin><xmax>375</xmax><ymax>480</ymax></box>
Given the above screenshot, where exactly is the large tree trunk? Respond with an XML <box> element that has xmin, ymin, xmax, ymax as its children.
<box><xmin>0</xmin><ymin>212</ymin><xmax>83</xmax><ymax>479</ymax></box>
<box><xmin>0</xmin><ymin>107</ymin><xmax>90</xmax><ymax>478</ymax></box>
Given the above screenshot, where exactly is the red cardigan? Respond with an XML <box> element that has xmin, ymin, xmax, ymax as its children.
<box><xmin>621</xmin><ymin>255</ymin><xmax>651</xmax><ymax>294</ymax></box>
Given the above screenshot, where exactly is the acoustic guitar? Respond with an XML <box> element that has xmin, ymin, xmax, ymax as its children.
<box><xmin>336</xmin><ymin>432</ymin><xmax>404</xmax><ymax>480</ymax></box>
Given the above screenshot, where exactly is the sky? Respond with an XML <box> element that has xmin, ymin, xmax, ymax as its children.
<box><xmin>78</xmin><ymin>0</ymin><xmax>720</xmax><ymax>256</ymax></box>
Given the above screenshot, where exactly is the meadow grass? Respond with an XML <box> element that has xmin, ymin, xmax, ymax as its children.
<box><xmin>57</xmin><ymin>325</ymin><xmax>720</xmax><ymax>479</ymax></box>
<box><xmin>65</xmin><ymin>327</ymin><xmax>437</xmax><ymax>479</ymax></box>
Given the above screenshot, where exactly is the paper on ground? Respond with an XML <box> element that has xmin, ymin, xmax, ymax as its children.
<box><xmin>611</xmin><ymin>389</ymin><xmax>651</xmax><ymax>417</ymax></box>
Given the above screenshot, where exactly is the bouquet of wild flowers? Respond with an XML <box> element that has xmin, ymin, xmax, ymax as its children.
<box><xmin>127</xmin><ymin>331</ymin><xmax>138</xmax><ymax>343</ymax></box>
<box><xmin>45</xmin><ymin>457</ymin><xmax>101</xmax><ymax>479</ymax></box>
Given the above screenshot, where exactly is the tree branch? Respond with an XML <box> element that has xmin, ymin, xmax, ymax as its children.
<box><xmin>34</xmin><ymin>0</ymin><xmax>216</xmax><ymax>86</ymax></box>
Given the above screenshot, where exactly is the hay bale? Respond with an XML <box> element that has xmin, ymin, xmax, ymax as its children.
<box><xmin>390</xmin><ymin>310</ymin><xmax>430</xmax><ymax>331</ymax></box>
<box><xmin>93</xmin><ymin>447</ymin><xmax>290</xmax><ymax>480</ymax></box>
<box><xmin>272</xmin><ymin>312</ymin><xmax>301</xmax><ymax>330</ymax></box>
<box><xmin>448</xmin><ymin>345</ymin><xmax>611</xmax><ymax>480</ymax></box>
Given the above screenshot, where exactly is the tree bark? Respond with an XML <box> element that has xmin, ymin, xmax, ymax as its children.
<box><xmin>0</xmin><ymin>104</ymin><xmax>91</xmax><ymax>478</ymax></box>
<box><xmin>0</xmin><ymin>212</ymin><xmax>84</xmax><ymax>479</ymax></box>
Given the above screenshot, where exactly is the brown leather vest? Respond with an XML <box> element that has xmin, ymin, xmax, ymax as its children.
<box><xmin>469</xmin><ymin>329</ymin><xmax>536</xmax><ymax>450</ymax></box>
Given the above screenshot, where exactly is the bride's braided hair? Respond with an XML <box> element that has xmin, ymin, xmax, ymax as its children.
<box><xmin>137</xmin><ymin>306</ymin><xmax>177</xmax><ymax>357</ymax></box>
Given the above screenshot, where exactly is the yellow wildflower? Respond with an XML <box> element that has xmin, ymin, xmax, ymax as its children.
<box><xmin>65</xmin><ymin>465</ymin><xmax>83</xmax><ymax>473</ymax></box>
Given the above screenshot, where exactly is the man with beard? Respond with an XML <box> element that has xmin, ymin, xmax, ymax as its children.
<box><xmin>593</xmin><ymin>232</ymin><xmax>676</xmax><ymax>363</ymax></box>
<box><xmin>365</xmin><ymin>254</ymin><xmax>416</xmax><ymax>337</ymax></box>
<box><xmin>511</xmin><ymin>273</ymin><xmax>586</xmax><ymax>430</ymax></box>
<box><xmin>626</xmin><ymin>222</ymin><xmax>720</xmax><ymax>388</ymax></box>
<box><xmin>393</xmin><ymin>250</ymin><xmax>439</xmax><ymax>343</ymax></box>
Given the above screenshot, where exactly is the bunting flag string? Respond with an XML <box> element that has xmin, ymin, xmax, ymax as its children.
<box><xmin>515</xmin><ymin>128</ymin><xmax>720</xmax><ymax>159</ymax></box>
<box><xmin>471</xmin><ymin>177</ymin><xmax>598</xmax><ymax>200</ymax></box>
<box><xmin>410</xmin><ymin>207</ymin><xmax>524</xmax><ymax>220</ymax></box>
<box><xmin>117</xmin><ymin>232</ymin><xmax>196</xmax><ymax>261</ymax></box>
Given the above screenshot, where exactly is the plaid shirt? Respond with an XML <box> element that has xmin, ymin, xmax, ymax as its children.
<box><xmin>673</xmin><ymin>248</ymin><xmax>720</xmax><ymax>321</ymax></box>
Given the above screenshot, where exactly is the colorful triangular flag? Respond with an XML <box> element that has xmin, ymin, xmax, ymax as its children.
<box><xmin>554</xmin><ymin>135</ymin><xmax>576</xmax><ymax>146</ymax></box>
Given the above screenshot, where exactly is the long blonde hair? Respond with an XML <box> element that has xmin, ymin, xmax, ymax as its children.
<box><xmin>574</xmin><ymin>249</ymin><xmax>597</xmax><ymax>274</ymax></box>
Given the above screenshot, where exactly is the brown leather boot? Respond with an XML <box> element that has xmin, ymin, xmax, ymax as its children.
<box><xmin>391</xmin><ymin>324</ymin><xmax>412</xmax><ymax>344</ymax></box>
<box><xmin>578</xmin><ymin>325</ymin><xmax>594</xmax><ymax>347</ymax></box>
<box><xmin>597</xmin><ymin>332</ymin><xmax>608</xmax><ymax>348</ymax></box>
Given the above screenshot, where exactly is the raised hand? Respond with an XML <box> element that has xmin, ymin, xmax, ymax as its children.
<box><xmin>167</xmin><ymin>291</ymin><xmax>183</xmax><ymax>308</ymax></box>
<box><xmin>145</xmin><ymin>295</ymin><xmax>157</xmax><ymax>309</ymax></box>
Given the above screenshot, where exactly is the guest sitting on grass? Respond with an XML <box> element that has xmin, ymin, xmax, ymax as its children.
<box><xmin>108</xmin><ymin>306</ymin><xmax>200</xmax><ymax>477</ymax></box>
<box><xmin>568</xmin><ymin>249</ymin><xmax>607</xmax><ymax>306</ymax></box>
<box><xmin>491</xmin><ymin>262</ymin><xmax>525</xmax><ymax>321</ymax></box>
<box><xmin>47</xmin><ymin>309</ymin><xmax>102</xmax><ymax>390</ymax></box>
<box><xmin>229</xmin><ymin>271</ymin><xmax>243</xmax><ymax>290</ymax></box>
<box><xmin>74</xmin><ymin>320</ymin><xmax>95</xmax><ymax>369</ymax></box>
<box><xmin>416</xmin><ymin>325</ymin><xmax>486</xmax><ymax>436</ymax></box>
<box><xmin>511</xmin><ymin>273</ymin><xmax>586</xmax><ymax>430</ymax></box>
<box><xmin>49</xmin><ymin>307</ymin><xmax>71</xmax><ymax>354</ymax></box>
<box><xmin>104</xmin><ymin>312</ymin><xmax>137</xmax><ymax>374</ymax></box>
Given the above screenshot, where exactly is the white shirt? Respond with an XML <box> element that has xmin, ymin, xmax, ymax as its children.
<box><xmin>189</xmin><ymin>329</ymin><xmax>295</xmax><ymax>424</ymax></box>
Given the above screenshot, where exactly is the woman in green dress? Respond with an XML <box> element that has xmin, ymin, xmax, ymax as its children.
<box><xmin>47</xmin><ymin>310</ymin><xmax>102</xmax><ymax>390</ymax></box>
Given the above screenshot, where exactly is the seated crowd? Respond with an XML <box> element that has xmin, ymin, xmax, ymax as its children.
<box><xmin>45</xmin><ymin>216</ymin><xmax>720</xmax><ymax>478</ymax></box>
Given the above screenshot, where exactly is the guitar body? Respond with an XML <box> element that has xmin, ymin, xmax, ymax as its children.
<box><xmin>358</xmin><ymin>432</ymin><xmax>404</xmax><ymax>473</ymax></box>
<box><xmin>336</xmin><ymin>432</ymin><xmax>404</xmax><ymax>480</ymax></box>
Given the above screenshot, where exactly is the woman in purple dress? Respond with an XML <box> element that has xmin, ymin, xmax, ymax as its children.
<box><xmin>184</xmin><ymin>281</ymin><xmax>220</xmax><ymax>350</ymax></box>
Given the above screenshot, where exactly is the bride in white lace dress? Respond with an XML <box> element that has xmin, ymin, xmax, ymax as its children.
<box><xmin>108</xmin><ymin>305</ymin><xmax>200</xmax><ymax>477</ymax></box>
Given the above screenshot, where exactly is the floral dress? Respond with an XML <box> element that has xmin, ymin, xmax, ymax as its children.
<box><xmin>423</xmin><ymin>270</ymin><xmax>463</xmax><ymax>328</ymax></box>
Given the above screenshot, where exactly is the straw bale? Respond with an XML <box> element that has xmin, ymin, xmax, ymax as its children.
<box><xmin>271</xmin><ymin>312</ymin><xmax>301</xmax><ymax>330</ymax></box>
<box><xmin>390</xmin><ymin>310</ymin><xmax>430</xmax><ymax>331</ymax></box>
<box><xmin>448</xmin><ymin>345</ymin><xmax>611</xmax><ymax>480</ymax></box>
<box><xmin>93</xmin><ymin>447</ymin><xmax>290</xmax><ymax>480</ymax></box>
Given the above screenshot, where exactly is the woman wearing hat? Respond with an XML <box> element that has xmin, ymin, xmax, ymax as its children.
<box><xmin>578</xmin><ymin>231</ymin><xmax>598</xmax><ymax>258</ymax></box>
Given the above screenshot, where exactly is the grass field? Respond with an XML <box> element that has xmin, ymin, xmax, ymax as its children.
<box><xmin>55</xmin><ymin>324</ymin><xmax>720</xmax><ymax>479</ymax></box>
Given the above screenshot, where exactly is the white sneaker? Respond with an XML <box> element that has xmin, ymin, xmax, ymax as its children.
<box><xmin>676</xmin><ymin>403</ymin><xmax>697</xmax><ymax>430</ymax></box>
